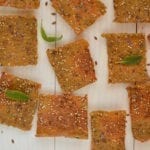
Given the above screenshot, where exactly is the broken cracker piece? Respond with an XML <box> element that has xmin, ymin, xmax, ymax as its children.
<box><xmin>51</xmin><ymin>0</ymin><xmax>106</xmax><ymax>34</ymax></box>
<box><xmin>102</xmin><ymin>33</ymin><xmax>149</xmax><ymax>83</ymax></box>
<box><xmin>0</xmin><ymin>16</ymin><xmax>38</xmax><ymax>66</ymax></box>
<box><xmin>0</xmin><ymin>0</ymin><xmax>40</xmax><ymax>9</ymax></box>
<box><xmin>0</xmin><ymin>72</ymin><xmax>41</xmax><ymax>130</ymax></box>
<box><xmin>91</xmin><ymin>110</ymin><xmax>126</xmax><ymax>150</ymax></box>
<box><xmin>47</xmin><ymin>39</ymin><xmax>96</xmax><ymax>92</ymax></box>
<box><xmin>127</xmin><ymin>83</ymin><xmax>150</xmax><ymax>142</ymax></box>
<box><xmin>114</xmin><ymin>0</ymin><xmax>150</xmax><ymax>23</ymax></box>
<box><xmin>36</xmin><ymin>94</ymin><xmax>88</xmax><ymax>139</ymax></box>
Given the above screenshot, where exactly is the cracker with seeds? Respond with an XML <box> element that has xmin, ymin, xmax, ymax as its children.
<box><xmin>0</xmin><ymin>16</ymin><xmax>37</xmax><ymax>66</ymax></box>
<box><xmin>51</xmin><ymin>0</ymin><xmax>106</xmax><ymax>34</ymax></box>
<box><xmin>36</xmin><ymin>94</ymin><xmax>88</xmax><ymax>139</ymax></box>
<box><xmin>114</xmin><ymin>0</ymin><xmax>150</xmax><ymax>23</ymax></box>
<box><xmin>102</xmin><ymin>33</ymin><xmax>149</xmax><ymax>83</ymax></box>
<box><xmin>91</xmin><ymin>111</ymin><xmax>126</xmax><ymax>150</ymax></box>
<box><xmin>47</xmin><ymin>39</ymin><xmax>96</xmax><ymax>92</ymax></box>
<box><xmin>0</xmin><ymin>72</ymin><xmax>41</xmax><ymax>130</ymax></box>
<box><xmin>127</xmin><ymin>83</ymin><xmax>150</xmax><ymax>142</ymax></box>
<box><xmin>0</xmin><ymin>0</ymin><xmax>40</xmax><ymax>9</ymax></box>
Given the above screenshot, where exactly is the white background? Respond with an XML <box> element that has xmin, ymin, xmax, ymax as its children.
<box><xmin>0</xmin><ymin>0</ymin><xmax>150</xmax><ymax>150</ymax></box>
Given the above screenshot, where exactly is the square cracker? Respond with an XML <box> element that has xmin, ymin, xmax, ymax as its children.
<box><xmin>36</xmin><ymin>94</ymin><xmax>88</xmax><ymax>139</ymax></box>
<box><xmin>91</xmin><ymin>111</ymin><xmax>126</xmax><ymax>150</ymax></box>
<box><xmin>51</xmin><ymin>0</ymin><xmax>106</xmax><ymax>34</ymax></box>
<box><xmin>0</xmin><ymin>0</ymin><xmax>40</xmax><ymax>9</ymax></box>
<box><xmin>47</xmin><ymin>39</ymin><xmax>96</xmax><ymax>92</ymax></box>
<box><xmin>127</xmin><ymin>83</ymin><xmax>150</xmax><ymax>142</ymax></box>
<box><xmin>114</xmin><ymin>0</ymin><xmax>150</xmax><ymax>23</ymax></box>
<box><xmin>0</xmin><ymin>16</ymin><xmax>37</xmax><ymax>66</ymax></box>
<box><xmin>0</xmin><ymin>72</ymin><xmax>41</xmax><ymax>130</ymax></box>
<box><xmin>102</xmin><ymin>33</ymin><xmax>149</xmax><ymax>83</ymax></box>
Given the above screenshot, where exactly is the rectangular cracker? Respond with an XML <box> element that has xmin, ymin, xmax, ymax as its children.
<box><xmin>114</xmin><ymin>0</ymin><xmax>150</xmax><ymax>22</ymax></box>
<box><xmin>51</xmin><ymin>0</ymin><xmax>106</xmax><ymax>34</ymax></box>
<box><xmin>0</xmin><ymin>72</ymin><xmax>41</xmax><ymax>130</ymax></box>
<box><xmin>0</xmin><ymin>16</ymin><xmax>38</xmax><ymax>66</ymax></box>
<box><xmin>47</xmin><ymin>39</ymin><xmax>96</xmax><ymax>92</ymax></box>
<box><xmin>0</xmin><ymin>0</ymin><xmax>40</xmax><ymax>9</ymax></box>
<box><xmin>91</xmin><ymin>110</ymin><xmax>126</xmax><ymax>150</ymax></box>
<box><xmin>36</xmin><ymin>94</ymin><xmax>88</xmax><ymax>139</ymax></box>
<box><xmin>102</xmin><ymin>33</ymin><xmax>149</xmax><ymax>83</ymax></box>
<box><xmin>127</xmin><ymin>83</ymin><xmax>150</xmax><ymax>142</ymax></box>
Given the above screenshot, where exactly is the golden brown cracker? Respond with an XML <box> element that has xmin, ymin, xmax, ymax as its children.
<box><xmin>114</xmin><ymin>0</ymin><xmax>150</xmax><ymax>22</ymax></box>
<box><xmin>51</xmin><ymin>0</ymin><xmax>106</xmax><ymax>34</ymax></box>
<box><xmin>36</xmin><ymin>94</ymin><xmax>88</xmax><ymax>139</ymax></box>
<box><xmin>0</xmin><ymin>72</ymin><xmax>41</xmax><ymax>130</ymax></box>
<box><xmin>91</xmin><ymin>110</ymin><xmax>126</xmax><ymax>150</ymax></box>
<box><xmin>0</xmin><ymin>0</ymin><xmax>40</xmax><ymax>9</ymax></box>
<box><xmin>47</xmin><ymin>39</ymin><xmax>96</xmax><ymax>92</ymax></box>
<box><xmin>0</xmin><ymin>16</ymin><xmax>38</xmax><ymax>66</ymax></box>
<box><xmin>102</xmin><ymin>33</ymin><xmax>149</xmax><ymax>83</ymax></box>
<box><xmin>127</xmin><ymin>83</ymin><xmax>150</xmax><ymax>142</ymax></box>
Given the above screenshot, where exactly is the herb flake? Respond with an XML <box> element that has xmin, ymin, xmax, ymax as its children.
<box><xmin>117</xmin><ymin>55</ymin><xmax>142</xmax><ymax>65</ymax></box>
<box><xmin>5</xmin><ymin>90</ymin><xmax>29</xmax><ymax>102</ymax></box>
<box><xmin>41</xmin><ymin>23</ymin><xmax>63</xmax><ymax>42</ymax></box>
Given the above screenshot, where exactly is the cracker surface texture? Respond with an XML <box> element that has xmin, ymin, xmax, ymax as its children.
<box><xmin>51</xmin><ymin>0</ymin><xmax>106</xmax><ymax>34</ymax></box>
<box><xmin>0</xmin><ymin>16</ymin><xmax>38</xmax><ymax>66</ymax></box>
<box><xmin>47</xmin><ymin>39</ymin><xmax>96</xmax><ymax>92</ymax></box>
<box><xmin>127</xmin><ymin>83</ymin><xmax>150</xmax><ymax>142</ymax></box>
<box><xmin>0</xmin><ymin>0</ymin><xmax>40</xmax><ymax>9</ymax></box>
<box><xmin>114</xmin><ymin>0</ymin><xmax>150</xmax><ymax>22</ymax></box>
<box><xmin>36</xmin><ymin>94</ymin><xmax>88</xmax><ymax>139</ymax></box>
<box><xmin>0</xmin><ymin>72</ymin><xmax>41</xmax><ymax>130</ymax></box>
<box><xmin>91</xmin><ymin>111</ymin><xmax>126</xmax><ymax>150</ymax></box>
<box><xmin>102</xmin><ymin>33</ymin><xmax>149</xmax><ymax>83</ymax></box>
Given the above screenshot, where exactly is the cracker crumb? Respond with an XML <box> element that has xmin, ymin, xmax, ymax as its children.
<box><xmin>11</xmin><ymin>139</ymin><xmax>15</xmax><ymax>144</ymax></box>
<box><xmin>45</xmin><ymin>2</ymin><xmax>48</xmax><ymax>6</ymax></box>
<box><xmin>52</xmin><ymin>21</ymin><xmax>56</xmax><ymax>25</ymax></box>
<box><xmin>51</xmin><ymin>12</ymin><xmax>56</xmax><ymax>16</ymax></box>
<box><xmin>94</xmin><ymin>36</ymin><xmax>98</xmax><ymax>40</ymax></box>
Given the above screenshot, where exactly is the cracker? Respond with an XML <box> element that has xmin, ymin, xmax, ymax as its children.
<box><xmin>114</xmin><ymin>0</ymin><xmax>150</xmax><ymax>23</ymax></box>
<box><xmin>0</xmin><ymin>72</ymin><xmax>41</xmax><ymax>130</ymax></box>
<box><xmin>0</xmin><ymin>0</ymin><xmax>40</xmax><ymax>9</ymax></box>
<box><xmin>91</xmin><ymin>110</ymin><xmax>126</xmax><ymax>150</ymax></box>
<box><xmin>127</xmin><ymin>83</ymin><xmax>150</xmax><ymax>142</ymax></box>
<box><xmin>36</xmin><ymin>94</ymin><xmax>88</xmax><ymax>139</ymax></box>
<box><xmin>51</xmin><ymin>0</ymin><xmax>106</xmax><ymax>34</ymax></box>
<box><xmin>0</xmin><ymin>16</ymin><xmax>37</xmax><ymax>66</ymax></box>
<box><xmin>47</xmin><ymin>39</ymin><xmax>96</xmax><ymax>92</ymax></box>
<box><xmin>102</xmin><ymin>33</ymin><xmax>149</xmax><ymax>83</ymax></box>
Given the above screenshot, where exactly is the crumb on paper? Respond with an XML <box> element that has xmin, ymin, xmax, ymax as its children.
<box><xmin>11</xmin><ymin>139</ymin><xmax>15</xmax><ymax>144</ymax></box>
